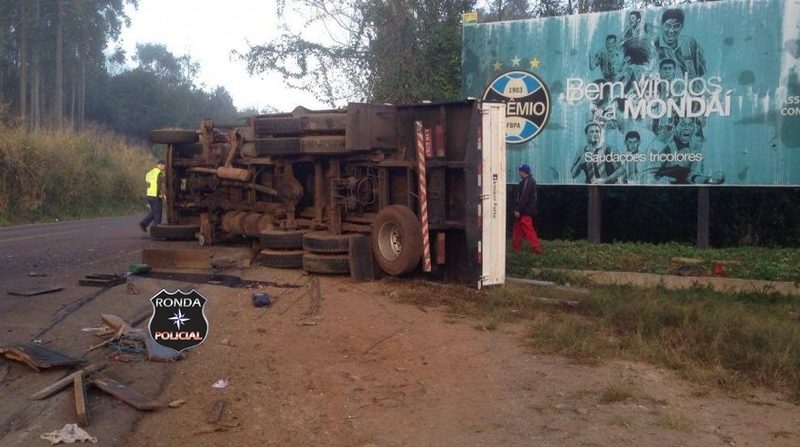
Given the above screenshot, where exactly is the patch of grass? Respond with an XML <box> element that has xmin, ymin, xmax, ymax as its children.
<box><xmin>600</xmin><ymin>381</ymin><xmax>639</xmax><ymax>403</ymax></box>
<box><xmin>389</xmin><ymin>280</ymin><xmax>800</xmax><ymax>399</ymax></box>
<box><xmin>508</xmin><ymin>240</ymin><xmax>800</xmax><ymax>282</ymax></box>
<box><xmin>0</xmin><ymin>124</ymin><xmax>153</xmax><ymax>225</ymax></box>
<box><xmin>610</xmin><ymin>415</ymin><xmax>632</xmax><ymax>428</ymax></box>
<box><xmin>656</xmin><ymin>412</ymin><xmax>693</xmax><ymax>432</ymax></box>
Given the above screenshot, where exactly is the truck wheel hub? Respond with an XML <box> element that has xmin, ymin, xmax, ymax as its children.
<box><xmin>378</xmin><ymin>222</ymin><xmax>403</xmax><ymax>261</ymax></box>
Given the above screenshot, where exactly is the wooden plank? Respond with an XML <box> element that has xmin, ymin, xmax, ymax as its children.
<box><xmin>74</xmin><ymin>372</ymin><xmax>89</xmax><ymax>427</ymax></box>
<box><xmin>207</xmin><ymin>399</ymin><xmax>226</xmax><ymax>424</ymax></box>
<box><xmin>30</xmin><ymin>362</ymin><xmax>107</xmax><ymax>400</ymax></box>
<box><xmin>141</xmin><ymin>248</ymin><xmax>212</xmax><ymax>269</ymax></box>
<box><xmin>7</xmin><ymin>286</ymin><xmax>64</xmax><ymax>297</ymax></box>
<box><xmin>1</xmin><ymin>344</ymin><xmax>82</xmax><ymax>370</ymax></box>
<box><xmin>92</xmin><ymin>377</ymin><xmax>162</xmax><ymax>411</ymax></box>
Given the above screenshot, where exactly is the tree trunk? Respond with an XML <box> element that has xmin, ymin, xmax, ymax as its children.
<box><xmin>54</xmin><ymin>0</ymin><xmax>64</xmax><ymax>127</ymax></box>
<box><xmin>19</xmin><ymin>0</ymin><xmax>29</xmax><ymax>129</ymax></box>
<box><xmin>31</xmin><ymin>0</ymin><xmax>41</xmax><ymax>131</ymax></box>
<box><xmin>78</xmin><ymin>56</ymin><xmax>86</xmax><ymax>130</ymax></box>
<box><xmin>70</xmin><ymin>61</ymin><xmax>76</xmax><ymax>128</ymax></box>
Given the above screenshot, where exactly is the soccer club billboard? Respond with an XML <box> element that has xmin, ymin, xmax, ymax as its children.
<box><xmin>462</xmin><ymin>0</ymin><xmax>800</xmax><ymax>186</ymax></box>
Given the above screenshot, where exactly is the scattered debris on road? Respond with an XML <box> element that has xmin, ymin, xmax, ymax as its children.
<box><xmin>40</xmin><ymin>423</ymin><xmax>97</xmax><ymax>445</ymax></box>
<box><xmin>92</xmin><ymin>377</ymin><xmax>162</xmax><ymax>411</ymax></box>
<box><xmin>251</xmin><ymin>292</ymin><xmax>271</xmax><ymax>308</ymax></box>
<box><xmin>211</xmin><ymin>379</ymin><xmax>229</xmax><ymax>389</ymax></box>
<box><xmin>30</xmin><ymin>362</ymin><xmax>107</xmax><ymax>400</ymax></box>
<box><xmin>7</xmin><ymin>285</ymin><xmax>64</xmax><ymax>297</ymax></box>
<box><xmin>0</xmin><ymin>343</ymin><xmax>82</xmax><ymax>372</ymax></box>
<box><xmin>78</xmin><ymin>274</ymin><xmax>127</xmax><ymax>288</ymax></box>
<box><xmin>135</xmin><ymin>269</ymin><xmax>300</xmax><ymax>289</ymax></box>
<box><xmin>168</xmin><ymin>399</ymin><xmax>187</xmax><ymax>408</ymax></box>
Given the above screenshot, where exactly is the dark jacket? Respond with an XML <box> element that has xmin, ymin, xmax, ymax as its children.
<box><xmin>515</xmin><ymin>175</ymin><xmax>537</xmax><ymax>217</ymax></box>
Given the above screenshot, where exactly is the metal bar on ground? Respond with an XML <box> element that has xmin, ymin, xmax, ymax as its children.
<box><xmin>697</xmin><ymin>187</ymin><xmax>710</xmax><ymax>249</ymax></box>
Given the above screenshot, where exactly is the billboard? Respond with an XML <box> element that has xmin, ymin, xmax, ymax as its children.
<box><xmin>462</xmin><ymin>0</ymin><xmax>800</xmax><ymax>186</ymax></box>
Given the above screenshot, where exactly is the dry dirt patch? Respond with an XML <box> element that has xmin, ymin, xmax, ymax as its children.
<box><xmin>126</xmin><ymin>269</ymin><xmax>799</xmax><ymax>447</ymax></box>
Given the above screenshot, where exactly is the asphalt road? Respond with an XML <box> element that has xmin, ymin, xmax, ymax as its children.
<box><xmin>0</xmin><ymin>215</ymin><xmax>194</xmax><ymax>446</ymax></box>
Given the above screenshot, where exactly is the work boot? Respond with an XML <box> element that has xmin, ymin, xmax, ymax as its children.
<box><xmin>139</xmin><ymin>223</ymin><xmax>147</xmax><ymax>233</ymax></box>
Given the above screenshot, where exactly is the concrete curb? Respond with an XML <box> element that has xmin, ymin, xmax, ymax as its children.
<box><xmin>531</xmin><ymin>268</ymin><xmax>800</xmax><ymax>296</ymax></box>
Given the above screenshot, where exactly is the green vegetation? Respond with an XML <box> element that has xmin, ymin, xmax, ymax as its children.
<box><xmin>0</xmin><ymin>125</ymin><xmax>153</xmax><ymax>225</ymax></box>
<box><xmin>508</xmin><ymin>240</ymin><xmax>800</xmax><ymax>282</ymax></box>
<box><xmin>391</xmin><ymin>280</ymin><xmax>800</xmax><ymax>400</ymax></box>
<box><xmin>599</xmin><ymin>381</ymin><xmax>640</xmax><ymax>403</ymax></box>
<box><xmin>656</xmin><ymin>413</ymin><xmax>693</xmax><ymax>432</ymax></box>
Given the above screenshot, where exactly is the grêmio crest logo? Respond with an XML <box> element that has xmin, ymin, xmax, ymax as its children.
<box><xmin>148</xmin><ymin>289</ymin><xmax>209</xmax><ymax>352</ymax></box>
<box><xmin>483</xmin><ymin>70</ymin><xmax>551</xmax><ymax>144</ymax></box>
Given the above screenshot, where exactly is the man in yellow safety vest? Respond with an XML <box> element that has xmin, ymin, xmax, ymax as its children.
<box><xmin>139</xmin><ymin>160</ymin><xmax>165</xmax><ymax>232</ymax></box>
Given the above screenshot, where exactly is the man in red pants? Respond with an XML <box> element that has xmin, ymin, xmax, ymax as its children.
<box><xmin>512</xmin><ymin>164</ymin><xmax>543</xmax><ymax>254</ymax></box>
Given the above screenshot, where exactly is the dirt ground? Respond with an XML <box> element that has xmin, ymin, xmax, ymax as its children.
<box><xmin>114</xmin><ymin>266</ymin><xmax>799</xmax><ymax>447</ymax></box>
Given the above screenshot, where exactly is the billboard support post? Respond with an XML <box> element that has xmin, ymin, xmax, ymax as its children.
<box><xmin>696</xmin><ymin>188</ymin><xmax>710</xmax><ymax>249</ymax></box>
<box><xmin>587</xmin><ymin>186</ymin><xmax>602</xmax><ymax>244</ymax></box>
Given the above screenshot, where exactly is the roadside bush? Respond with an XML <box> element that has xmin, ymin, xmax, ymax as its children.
<box><xmin>0</xmin><ymin>124</ymin><xmax>153</xmax><ymax>225</ymax></box>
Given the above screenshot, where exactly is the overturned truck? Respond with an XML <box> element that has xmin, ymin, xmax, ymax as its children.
<box><xmin>149</xmin><ymin>100</ymin><xmax>506</xmax><ymax>288</ymax></box>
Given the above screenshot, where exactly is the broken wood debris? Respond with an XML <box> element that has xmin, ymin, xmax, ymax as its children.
<box><xmin>168</xmin><ymin>399</ymin><xmax>187</xmax><ymax>408</ymax></box>
<box><xmin>135</xmin><ymin>270</ymin><xmax>300</xmax><ymax>289</ymax></box>
<box><xmin>78</xmin><ymin>274</ymin><xmax>126</xmax><ymax>288</ymax></box>
<box><xmin>193</xmin><ymin>399</ymin><xmax>240</xmax><ymax>434</ymax></box>
<box><xmin>7</xmin><ymin>286</ymin><xmax>63</xmax><ymax>297</ymax></box>
<box><xmin>73</xmin><ymin>372</ymin><xmax>89</xmax><ymax>427</ymax></box>
<box><xmin>30</xmin><ymin>362</ymin><xmax>108</xmax><ymax>400</ymax></box>
<box><xmin>92</xmin><ymin>377</ymin><xmax>162</xmax><ymax>411</ymax></box>
<box><xmin>207</xmin><ymin>399</ymin><xmax>226</xmax><ymax>424</ymax></box>
<box><xmin>0</xmin><ymin>343</ymin><xmax>82</xmax><ymax>372</ymax></box>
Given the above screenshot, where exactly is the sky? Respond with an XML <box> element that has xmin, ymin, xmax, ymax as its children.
<box><xmin>112</xmin><ymin>0</ymin><xmax>328</xmax><ymax>112</ymax></box>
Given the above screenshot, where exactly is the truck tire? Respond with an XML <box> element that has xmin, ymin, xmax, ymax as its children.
<box><xmin>259</xmin><ymin>229</ymin><xmax>307</xmax><ymax>250</ymax></box>
<box><xmin>257</xmin><ymin>249</ymin><xmax>304</xmax><ymax>269</ymax></box>
<box><xmin>371</xmin><ymin>205</ymin><xmax>422</xmax><ymax>276</ymax></box>
<box><xmin>303</xmin><ymin>231</ymin><xmax>357</xmax><ymax>254</ymax></box>
<box><xmin>303</xmin><ymin>253</ymin><xmax>350</xmax><ymax>275</ymax></box>
<box><xmin>150</xmin><ymin>224</ymin><xmax>199</xmax><ymax>240</ymax></box>
<box><xmin>149</xmin><ymin>129</ymin><xmax>198</xmax><ymax>144</ymax></box>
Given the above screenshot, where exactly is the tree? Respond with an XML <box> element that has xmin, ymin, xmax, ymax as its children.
<box><xmin>479</xmin><ymin>0</ymin><xmax>534</xmax><ymax>22</ymax></box>
<box><xmin>241</xmin><ymin>0</ymin><xmax>476</xmax><ymax>106</ymax></box>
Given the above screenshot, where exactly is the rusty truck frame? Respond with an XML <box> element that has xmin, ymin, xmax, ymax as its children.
<box><xmin>149</xmin><ymin>99</ymin><xmax>506</xmax><ymax>288</ymax></box>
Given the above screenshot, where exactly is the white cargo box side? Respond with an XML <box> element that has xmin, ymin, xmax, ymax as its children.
<box><xmin>479</xmin><ymin>102</ymin><xmax>506</xmax><ymax>287</ymax></box>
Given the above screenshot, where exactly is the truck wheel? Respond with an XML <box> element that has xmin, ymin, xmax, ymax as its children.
<box><xmin>149</xmin><ymin>129</ymin><xmax>198</xmax><ymax>144</ymax></box>
<box><xmin>303</xmin><ymin>231</ymin><xmax>357</xmax><ymax>254</ymax></box>
<box><xmin>371</xmin><ymin>205</ymin><xmax>422</xmax><ymax>276</ymax></box>
<box><xmin>150</xmin><ymin>224</ymin><xmax>199</xmax><ymax>240</ymax></box>
<box><xmin>303</xmin><ymin>253</ymin><xmax>350</xmax><ymax>275</ymax></box>
<box><xmin>257</xmin><ymin>249</ymin><xmax>304</xmax><ymax>269</ymax></box>
<box><xmin>259</xmin><ymin>229</ymin><xmax>307</xmax><ymax>250</ymax></box>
